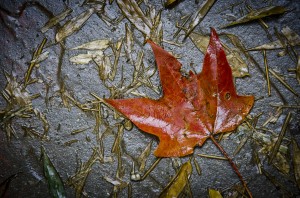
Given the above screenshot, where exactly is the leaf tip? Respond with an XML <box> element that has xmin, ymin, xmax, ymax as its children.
<box><xmin>207</xmin><ymin>27</ymin><xmax>224</xmax><ymax>54</ymax></box>
<box><xmin>146</xmin><ymin>39</ymin><xmax>157</xmax><ymax>49</ymax></box>
<box><xmin>209</xmin><ymin>27</ymin><xmax>220</xmax><ymax>41</ymax></box>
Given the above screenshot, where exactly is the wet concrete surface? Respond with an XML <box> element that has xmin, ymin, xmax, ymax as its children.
<box><xmin>0</xmin><ymin>0</ymin><xmax>300</xmax><ymax>197</ymax></box>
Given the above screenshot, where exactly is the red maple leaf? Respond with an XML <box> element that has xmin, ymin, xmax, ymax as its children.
<box><xmin>105</xmin><ymin>28</ymin><xmax>254</xmax><ymax>157</ymax></box>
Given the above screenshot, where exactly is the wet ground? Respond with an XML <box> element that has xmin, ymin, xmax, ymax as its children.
<box><xmin>0</xmin><ymin>0</ymin><xmax>300</xmax><ymax>197</ymax></box>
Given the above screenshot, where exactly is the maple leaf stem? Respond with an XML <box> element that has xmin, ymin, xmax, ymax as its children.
<box><xmin>210</xmin><ymin>135</ymin><xmax>253</xmax><ymax>198</ymax></box>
